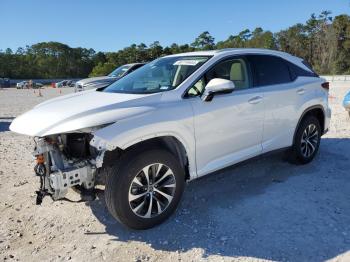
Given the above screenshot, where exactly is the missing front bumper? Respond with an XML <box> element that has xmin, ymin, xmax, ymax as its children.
<box><xmin>49</xmin><ymin>165</ymin><xmax>96</xmax><ymax>200</ymax></box>
<box><xmin>33</xmin><ymin>137</ymin><xmax>99</xmax><ymax>204</ymax></box>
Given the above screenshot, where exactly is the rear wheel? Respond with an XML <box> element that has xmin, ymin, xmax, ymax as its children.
<box><xmin>105</xmin><ymin>148</ymin><xmax>185</xmax><ymax>229</ymax></box>
<box><xmin>290</xmin><ymin>115</ymin><xmax>321</xmax><ymax>164</ymax></box>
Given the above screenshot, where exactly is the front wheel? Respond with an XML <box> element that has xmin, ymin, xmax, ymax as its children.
<box><xmin>105</xmin><ymin>148</ymin><xmax>185</xmax><ymax>229</ymax></box>
<box><xmin>290</xmin><ymin>115</ymin><xmax>321</xmax><ymax>164</ymax></box>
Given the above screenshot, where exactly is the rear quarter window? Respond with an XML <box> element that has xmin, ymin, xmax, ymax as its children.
<box><xmin>288</xmin><ymin>61</ymin><xmax>319</xmax><ymax>79</ymax></box>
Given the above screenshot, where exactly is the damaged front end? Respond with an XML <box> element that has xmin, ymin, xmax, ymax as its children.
<box><xmin>8</xmin><ymin>88</ymin><xmax>158</xmax><ymax>205</ymax></box>
<box><xmin>33</xmin><ymin>133</ymin><xmax>104</xmax><ymax>204</ymax></box>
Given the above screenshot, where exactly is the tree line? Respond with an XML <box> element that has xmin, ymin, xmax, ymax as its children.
<box><xmin>0</xmin><ymin>11</ymin><xmax>349</xmax><ymax>79</ymax></box>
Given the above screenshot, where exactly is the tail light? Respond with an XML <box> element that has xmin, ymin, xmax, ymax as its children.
<box><xmin>321</xmin><ymin>82</ymin><xmax>329</xmax><ymax>90</ymax></box>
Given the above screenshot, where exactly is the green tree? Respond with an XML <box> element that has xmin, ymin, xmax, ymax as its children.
<box><xmin>191</xmin><ymin>31</ymin><xmax>215</xmax><ymax>50</ymax></box>
<box><xmin>332</xmin><ymin>14</ymin><xmax>350</xmax><ymax>74</ymax></box>
<box><xmin>276</xmin><ymin>23</ymin><xmax>309</xmax><ymax>61</ymax></box>
<box><xmin>1</xmin><ymin>11</ymin><xmax>350</xmax><ymax>79</ymax></box>
<box><xmin>149</xmin><ymin>41</ymin><xmax>163</xmax><ymax>59</ymax></box>
<box><xmin>89</xmin><ymin>62</ymin><xmax>115</xmax><ymax>77</ymax></box>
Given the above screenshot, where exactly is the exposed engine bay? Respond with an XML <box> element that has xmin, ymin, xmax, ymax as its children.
<box><xmin>33</xmin><ymin>133</ymin><xmax>102</xmax><ymax>204</ymax></box>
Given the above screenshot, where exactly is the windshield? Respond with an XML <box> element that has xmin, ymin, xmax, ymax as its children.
<box><xmin>103</xmin><ymin>56</ymin><xmax>210</xmax><ymax>94</ymax></box>
<box><xmin>108</xmin><ymin>65</ymin><xmax>132</xmax><ymax>78</ymax></box>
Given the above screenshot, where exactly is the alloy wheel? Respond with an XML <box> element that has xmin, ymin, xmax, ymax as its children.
<box><xmin>300</xmin><ymin>123</ymin><xmax>319</xmax><ymax>158</ymax></box>
<box><xmin>128</xmin><ymin>163</ymin><xmax>176</xmax><ymax>218</ymax></box>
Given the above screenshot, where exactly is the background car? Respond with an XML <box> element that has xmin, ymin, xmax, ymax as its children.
<box><xmin>0</xmin><ymin>78</ymin><xmax>10</xmax><ymax>88</ymax></box>
<box><xmin>16</xmin><ymin>81</ymin><xmax>43</xmax><ymax>89</ymax></box>
<box><xmin>55</xmin><ymin>80</ymin><xmax>75</xmax><ymax>88</ymax></box>
<box><xmin>55</xmin><ymin>80</ymin><xmax>69</xmax><ymax>88</ymax></box>
<box><xmin>343</xmin><ymin>90</ymin><xmax>350</xmax><ymax>116</ymax></box>
<box><xmin>55</xmin><ymin>80</ymin><xmax>68</xmax><ymax>88</ymax></box>
<box><xmin>66</xmin><ymin>80</ymin><xmax>76</xmax><ymax>87</ymax></box>
<box><xmin>74</xmin><ymin>63</ymin><xmax>146</xmax><ymax>92</ymax></box>
<box><xmin>34</xmin><ymin>83</ymin><xmax>44</xmax><ymax>89</ymax></box>
<box><xmin>16</xmin><ymin>81</ymin><xmax>28</xmax><ymax>89</ymax></box>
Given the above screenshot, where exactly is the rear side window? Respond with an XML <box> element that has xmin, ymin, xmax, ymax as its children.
<box><xmin>247</xmin><ymin>55</ymin><xmax>292</xmax><ymax>86</ymax></box>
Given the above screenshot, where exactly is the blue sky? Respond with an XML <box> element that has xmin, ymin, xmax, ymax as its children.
<box><xmin>0</xmin><ymin>0</ymin><xmax>349</xmax><ymax>52</ymax></box>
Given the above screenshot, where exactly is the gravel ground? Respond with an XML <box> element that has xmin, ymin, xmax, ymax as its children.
<box><xmin>0</xmin><ymin>85</ymin><xmax>349</xmax><ymax>262</ymax></box>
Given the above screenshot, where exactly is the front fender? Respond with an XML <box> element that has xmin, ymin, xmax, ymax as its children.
<box><xmin>90</xmin><ymin>100</ymin><xmax>197</xmax><ymax>179</ymax></box>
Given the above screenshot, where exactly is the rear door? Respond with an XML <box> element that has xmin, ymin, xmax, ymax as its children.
<box><xmin>246</xmin><ymin>55</ymin><xmax>304</xmax><ymax>152</ymax></box>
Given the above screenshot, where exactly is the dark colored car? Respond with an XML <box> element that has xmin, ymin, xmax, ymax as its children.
<box><xmin>74</xmin><ymin>63</ymin><xmax>146</xmax><ymax>92</ymax></box>
<box><xmin>0</xmin><ymin>78</ymin><xmax>10</xmax><ymax>88</ymax></box>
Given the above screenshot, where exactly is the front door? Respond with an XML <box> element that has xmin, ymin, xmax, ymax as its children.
<box><xmin>187</xmin><ymin>57</ymin><xmax>265</xmax><ymax>177</ymax></box>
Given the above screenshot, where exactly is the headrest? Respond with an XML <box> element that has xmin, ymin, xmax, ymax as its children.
<box><xmin>230</xmin><ymin>63</ymin><xmax>244</xmax><ymax>81</ymax></box>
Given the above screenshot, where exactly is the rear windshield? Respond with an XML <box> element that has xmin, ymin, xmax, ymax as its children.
<box><xmin>108</xmin><ymin>65</ymin><xmax>132</xmax><ymax>78</ymax></box>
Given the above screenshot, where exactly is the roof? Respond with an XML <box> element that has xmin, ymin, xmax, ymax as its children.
<box><xmin>166</xmin><ymin>48</ymin><xmax>296</xmax><ymax>59</ymax></box>
<box><xmin>125</xmin><ymin>62</ymin><xmax>147</xmax><ymax>66</ymax></box>
<box><xmin>165</xmin><ymin>48</ymin><xmax>307</xmax><ymax>71</ymax></box>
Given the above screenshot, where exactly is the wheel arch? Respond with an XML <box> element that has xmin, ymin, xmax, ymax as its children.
<box><xmin>293</xmin><ymin>105</ymin><xmax>325</xmax><ymax>143</ymax></box>
<box><xmin>102</xmin><ymin>135</ymin><xmax>192</xmax><ymax>181</ymax></box>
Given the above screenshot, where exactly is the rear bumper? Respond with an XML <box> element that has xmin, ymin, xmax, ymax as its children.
<box><xmin>324</xmin><ymin>107</ymin><xmax>331</xmax><ymax>135</ymax></box>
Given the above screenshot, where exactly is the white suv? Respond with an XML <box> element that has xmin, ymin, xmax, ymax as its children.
<box><xmin>10</xmin><ymin>49</ymin><xmax>331</xmax><ymax>229</ymax></box>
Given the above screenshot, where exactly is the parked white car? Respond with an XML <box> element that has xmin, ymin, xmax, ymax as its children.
<box><xmin>16</xmin><ymin>81</ymin><xmax>28</xmax><ymax>89</ymax></box>
<box><xmin>16</xmin><ymin>81</ymin><xmax>43</xmax><ymax>89</ymax></box>
<box><xmin>10</xmin><ymin>49</ymin><xmax>331</xmax><ymax>229</ymax></box>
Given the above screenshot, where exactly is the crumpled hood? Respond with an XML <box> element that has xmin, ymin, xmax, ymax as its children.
<box><xmin>10</xmin><ymin>91</ymin><xmax>159</xmax><ymax>137</ymax></box>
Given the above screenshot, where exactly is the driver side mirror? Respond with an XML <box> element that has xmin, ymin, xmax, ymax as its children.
<box><xmin>201</xmin><ymin>78</ymin><xmax>235</xmax><ymax>102</ymax></box>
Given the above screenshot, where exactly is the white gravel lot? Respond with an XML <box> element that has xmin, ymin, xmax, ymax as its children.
<box><xmin>0</xmin><ymin>84</ymin><xmax>349</xmax><ymax>262</ymax></box>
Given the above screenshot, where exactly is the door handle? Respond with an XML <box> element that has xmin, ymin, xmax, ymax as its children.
<box><xmin>297</xmin><ymin>88</ymin><xmax>305</xmax><ymax>95</ymax></box>
<box><xmin>248</xmin><ymin>96</ymin><xmax>263</xmax><ymax>104</ymax></box>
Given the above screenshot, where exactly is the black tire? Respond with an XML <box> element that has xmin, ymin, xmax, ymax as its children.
<box><xmin>105</xmin><ymin>147</ymin><xmax>185</xmax><ymax>230</ymax></box>
<box><xmin>290</xmin><ymin>115</ymin><xmax>321</xmax><ymax>164</ymax></box>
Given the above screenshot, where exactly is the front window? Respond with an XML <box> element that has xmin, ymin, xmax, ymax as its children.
<box><xmin>187</xmin><ymin>57</ymin><xmax>250</xmax><ymax>96</ymax></box>
<box><xmin>108</xmin><ymin>65</ymin><xmax>132</xmax><ymax>78</ymax></box>
<box><xmin>103</xmin><ymin>56</ymin><xmax>210</xmax><ymax>94</ymax></box>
